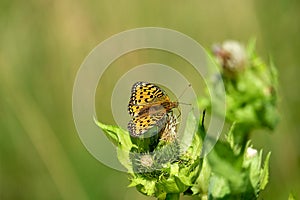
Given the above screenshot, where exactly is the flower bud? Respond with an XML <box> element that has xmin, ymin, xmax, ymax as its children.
<box><xmin>212</xmin><ymin>40</ymin><xmax>247</xmax><ymax>77</ymax></box>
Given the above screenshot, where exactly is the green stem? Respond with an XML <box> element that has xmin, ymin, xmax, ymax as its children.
<box><xmin>165</xmin><ymin>193</ymin><xmax>180</xmax><ymax>200</ymax></box>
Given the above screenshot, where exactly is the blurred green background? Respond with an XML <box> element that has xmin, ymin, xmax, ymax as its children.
<box><xmin>1</xmin><ymin>0</ymin><xmax>299</xmax><ymax>199</ymax></box>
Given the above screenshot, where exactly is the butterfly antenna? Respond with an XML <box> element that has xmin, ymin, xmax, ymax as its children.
<box><xmin>177</xmin><ymin>102</ymin><xmax>192</xmax><ymax>106</ymax></box>
<box><xmin>177</xmin><ymin>83</ymin><xmax>192</xmax><ymax>100</ymax></box>
<box><xmin>176</xmin><ymin>83</ymin><xmax>192</xmax><ymax>107</ymax></box>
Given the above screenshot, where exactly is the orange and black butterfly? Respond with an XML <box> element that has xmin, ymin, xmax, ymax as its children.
<box><xmin>127</xmin><ymin>81</ymin><xmax>178</xmax><ymax>137</ymax></box>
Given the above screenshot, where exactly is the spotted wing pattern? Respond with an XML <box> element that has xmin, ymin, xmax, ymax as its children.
<box><xmin>128</xmin><ymin>111</ymin><xmax>167</xmax><ymax>137</ymax></box>
<box><xmin>160</xmin><ymin>113</ymin><xmax>178</xmax><ymax>143</ymax></box>
<box><xmin>127</xmin><ymin>81</ymin><xmax>178</xmax><ymax>137</ymax></box>
<box><xmin>128</xmin><ymin>81</ymin><xmax>170</xmax><ymax>117</ymax></box>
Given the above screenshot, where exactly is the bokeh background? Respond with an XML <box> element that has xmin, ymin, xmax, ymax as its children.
<box><xmin>1</xmin><ymin>0</ymin><xmax>299</xmax><ymax>199</ymax></box>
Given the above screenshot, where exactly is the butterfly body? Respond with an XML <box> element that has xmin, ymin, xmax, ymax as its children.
<box><xmin>127</xmin><ymin>81</ymin><xmax>178</xmax><ymax>137</ymax></box>
<box><xmin>136</xmin><ymin>101</ymin><xmax>178</xmax><ymax>116</ymax></box>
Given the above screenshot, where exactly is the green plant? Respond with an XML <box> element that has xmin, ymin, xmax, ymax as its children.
<box><xmin>96</xmin><ymin>39</ymin><xmax>279</xmax><ymax>200</ymax></box>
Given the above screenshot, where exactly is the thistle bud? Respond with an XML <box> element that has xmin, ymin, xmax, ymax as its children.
<box><xmin>212</xmin><ymin>40</ymin><xmax>247</xmax><ymax>77</ymax></box>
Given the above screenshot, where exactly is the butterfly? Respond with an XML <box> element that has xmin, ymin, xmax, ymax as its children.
<box><xmin>127</xmin><ymin>81</ymin><xmax>179</xmax><ymax>137</ymax></box>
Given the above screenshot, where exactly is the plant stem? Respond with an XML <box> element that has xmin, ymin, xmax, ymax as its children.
<box><xmin>165</xmin><ymin>193</ymin><xmax>180</xmax><ymax>200</ymax></box>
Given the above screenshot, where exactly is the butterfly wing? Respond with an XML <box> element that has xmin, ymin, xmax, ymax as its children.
<box><xmin>128</xmin><ymin>81</ymin><xmax>170</xmax><ymax>117</ymax></box>
<box><xmin>127</xmin><ymin>111</ymin><xmax>168</xmax><ymax>137</ymax></box>
<box><xmin>160</xmin><ymin>113</ymin><xmax>178</xmax><ymax>143</ymax></box>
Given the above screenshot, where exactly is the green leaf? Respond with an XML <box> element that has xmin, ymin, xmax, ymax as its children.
<box><xmin>182</xmin><ymin>111</ymin><xmax>203</xmax><ymax>160</ymax></box>
<box><xmin>207</xmin><ymin>141</ymin><xmax>244</xmax><ymax>182</ymax></box>
<box><xmin>288</xmin><ymin>193</ymin><xmax>296</xmax><ymax>200</ymax></box>
<box><xmin>116</xmin><ymin>146</ymin><xmax>132</xmax><ymax>171</ymax></box>
<box><xmin>207</xmin><ymin>140</ymin><xmax>254</xmax><ymax>194</ymax></box>
<box><xmin>246</xmin><ymin>148</ymin><xmax>262</xmax><ymax>195</ymax></box>
<box><xmin>260</xmin><ymin>152</ymin><xmax>271</xmax><ymax>190</ymax></box>
<box><xmin>154</xmin><ymin>163</ymin><xmax>188</xmax><ymax>194</ymax></box>
<box><xmin>225</xmin><ymin>122</ymin><xmax>243</xmax><ymax>154</ymax></box>
<box><xmin>178</xmin><ymin>158</ymin><xmax>201</xmax><ymax>186</ymax></box>
<box><xmin>158</xmin><ymin>176</ymin><xmax>188</xmax><ymax>194</ymax></box>
<box><xmin>191</xmin><ymin>157</ymin><xmax>211</xmax><ymax>195</ymax></box>
<box><xmin>94</xmin><ymin>119</ymin><xmax>132</xmax><ymax>151</ymax></box>
<box><xmin>208</xmin><ymin>175</ymin><xmax>231</xmax><ymax>198</ymax></box>
<box><xmin>130</xmin><ymin>176</ymin><xmax>156</xmax><ymax>196</ymax></box>
<box><xmin>94</xmin><ymin>119</ymin><xmax>133</xmax><ymax>170</ymax></box>
<box><xmin>226</xmin><ymin>122</ymin><xmax>235</xmax><ymax>149</ymax></box>
<box><xmin>94</xmin><ymin>120</ymin><xmax>119</xmax><ymax>146</ymax></box>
